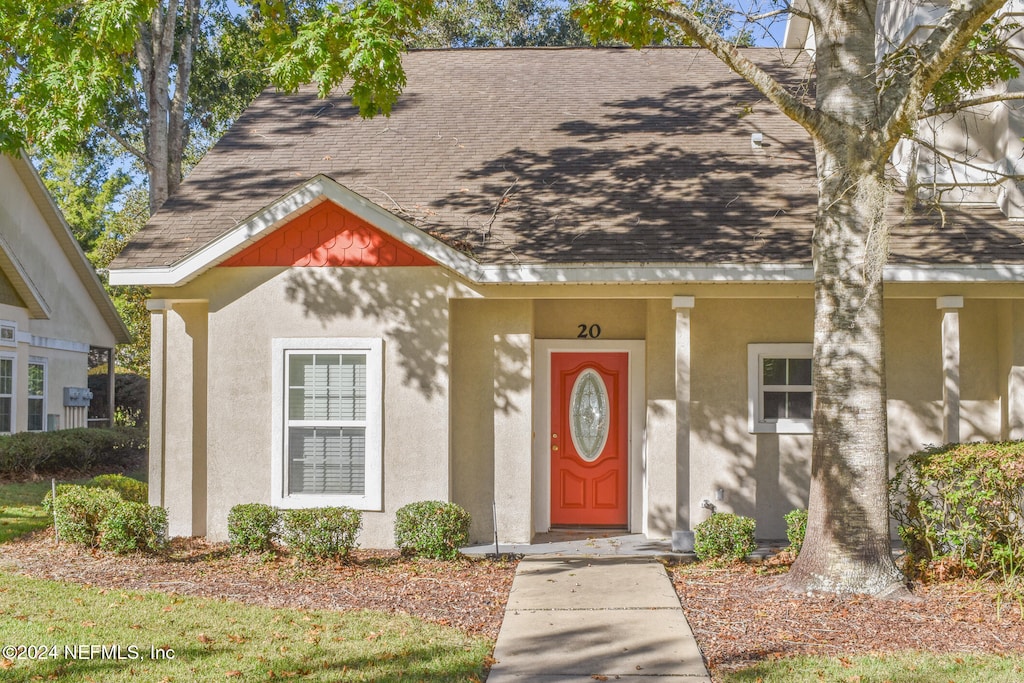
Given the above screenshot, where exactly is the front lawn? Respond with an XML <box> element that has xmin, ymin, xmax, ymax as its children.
<box><xmin>0</xmin><ymin>480</ymin><xmax>57</xmax><ymax>543</ymax></box>
<box><xmin>0</xmin><ymin>469</ymin><xmax>147</xmax><ymax>544</ymax></box>
<box><xmin>720</xmin><ymin>653</ymin><xmax>1024</xmax><ymax>682</ymax></box>
<box><xmin>0</xmin><ymin>571</ymin><xmax>493</xmax><ymax>681</ymax></box>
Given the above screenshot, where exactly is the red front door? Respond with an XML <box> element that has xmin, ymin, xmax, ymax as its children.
<box><xmin>550</xmin><ymin>352</ymin><xmax>629</xmax><ymax>527</ymax></box>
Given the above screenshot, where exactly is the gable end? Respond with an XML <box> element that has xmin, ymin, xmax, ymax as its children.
<box><xmin>220</xmin><ymin>201</ymin><xmax>436</xmax><ymax>268</ymax></box>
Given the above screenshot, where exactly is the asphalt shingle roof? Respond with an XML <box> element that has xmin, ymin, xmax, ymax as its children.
<box><xmin>112</xmin><ymin>47</ymin><xmax>1024</xmax><ymax>271</ymax></box>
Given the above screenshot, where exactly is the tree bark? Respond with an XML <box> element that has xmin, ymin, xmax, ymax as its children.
<box><xmin>137</xmin><ymin>0</ymin><xmax>198</xmax><ymax>215</ymax></box>
<box><xmin>784</xmin><ymin>145</ymin><xmax>907</xmax><ymax>595</ymax></box>
<box><xmin>782</xmin><ymin>0</ymin><xmax>906</xmax><ymax>595</ymax></box>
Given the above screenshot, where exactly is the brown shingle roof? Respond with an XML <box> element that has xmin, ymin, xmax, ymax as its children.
<box><xmin>112</xmin><ymin>47</ymin><xmax>1024</xmax><ymax>271</ymax></box>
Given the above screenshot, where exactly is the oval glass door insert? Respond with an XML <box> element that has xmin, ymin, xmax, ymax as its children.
<box><xmin>569</xmin><ymin>368</ymin><xmax>610</xmax><ymax>462</ymax></box>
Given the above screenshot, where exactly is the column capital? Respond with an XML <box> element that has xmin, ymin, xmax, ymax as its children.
<box><xmin>146</xmin><ymin>298</ymin><xmax>209</xmax><ymax>312</ymax></box>
<box><xmin>672</xmin><ymin>295</ymin><xmax>695</xmax><ymax>310</ymax></box>
<box><xmin>936</xmin><ymin>295</ymin><xmax>964</xmax><ymax>310</ymax></box>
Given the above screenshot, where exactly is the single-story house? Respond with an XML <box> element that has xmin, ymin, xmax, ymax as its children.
<box><xmin>0</xmin><ymin>152</ymin><xmax>130</xmax><ymax>433</ymax></box>
<box><xmin>109</xmin><ymin>48</ymin><xmax>1024</xmax><ymax>546</ymax></box>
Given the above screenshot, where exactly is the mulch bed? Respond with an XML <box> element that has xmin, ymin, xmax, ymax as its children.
<box><xmin>0</xmin><ymin>532</ymin><xmax>516</xmax><ymax>640</ymax></box>
<box><xmin>671</xmin><ymin>563</ymin><xmax>1024</xmax><ymax>675</ymax></box>
<box><xmin>4</xmin><ymin>531</ymin><xmax>1024</xmax><ymax>678</ymax></box>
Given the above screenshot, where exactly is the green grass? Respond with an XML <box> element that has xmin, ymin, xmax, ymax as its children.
<box><xmin>0</xmin><ymin>480</ymin><xmax>59</xmax><ymax>543</ymax></box>
<box><xmin>0</xmin><ymin>470</ymin><xmax>147</xmax><ymax>544</ymax></box>
<box><xmin>721</xmin><ymin>653</ymin><xmax>1024</xmax><ymax>682</ymax></box>
<box><xmin>0</xmin><ymin>571</ymin><xmax>493</xmax><ymax>681</ymax></box>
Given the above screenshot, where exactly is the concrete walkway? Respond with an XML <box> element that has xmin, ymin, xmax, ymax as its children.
<box><xmin>486</xmin><ymin>556</ymin><xmax>712</xmax><ymax>682</ymax></box>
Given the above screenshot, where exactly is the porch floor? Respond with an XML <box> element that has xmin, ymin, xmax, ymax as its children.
<box><xmin>461</xmin><ymin>529</ymin><xmax>789</xmax><ymax>561</ymax></box>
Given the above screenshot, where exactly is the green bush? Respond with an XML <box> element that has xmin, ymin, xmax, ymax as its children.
<box><xmin>394</xmin><ymin>501</ymin><xmax>472</xmax><ymax>560</ymax></box>
<box><xmin>890</xmin><ymin>441</ymin><xmax>1024</xmax><ymax>578</ymax></box>
<box><xmin>693</xmin><ymin>513</ymin><xmax>757</xmax><ymax>563</ymax></box>
<box><xmin>280</xmin><ymin>507</ymin><xmax>361</xmax><ymax>560</ymax></box>
<box><xmin>91</xmin><ymin>474</ymin><xmax>148</xmax><ymax>503</ymax></box>
<box><xmin>0</xmin><ymin>427</ymin><xmax>146</xmax><ymax>477</ymax></box>
<box><xmin>228</xmin><ymin>503</ymin><xmax>280</xmax><ymax>554</ymax></box>
<box><xmin>42</xmin><ymin>485</ymin><xmax>122</xmax><ymax>546</ymax></box>
<box><xmin>785</xmin><ymin>509</ymin><xmax>808</xmax><ymax>554</ymax></box>
<box><xmin>97</xmin><ymin>501</ymin><xmax>167</xmax><ymax>554</ymax></box>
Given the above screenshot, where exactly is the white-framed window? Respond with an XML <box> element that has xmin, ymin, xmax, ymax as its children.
<box><xmin>748</xmin><ymin>343</ymin><xmax>813</xmax><ymax>434</ymax></box>
<box><xmin>0</xmin><ymin>321</ymin><xmax>16</xmax><ymax>347</ymax></box>
<box><xmin>27</xmin><ymin>358</ymin><xmax>46</xmax><ymax>432</ymax></box>
<box><xmin>0</xmin><ymin>354</ymin><xmax>13</xmax><ymax>433</ymax></box>
<box><xmin>271</xmin><ymin>338</ymin><xmax>383</xmax><ymax>510</ymax></box>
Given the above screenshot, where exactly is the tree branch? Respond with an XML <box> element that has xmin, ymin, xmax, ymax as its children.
<box><xmin>921</xmin><ymin>91</ymin><xmax>1024</xmax><ymax>118</ymax></box>
<box><xmin>97</xmin><ymin>122</ymin><xmax>149</xmax><ymax>169</ymax></box>
<box><xmin>911</xmin><ymin>134</ymin><xmax>1024</xmax><ymax>182</ymax></box>
<box><xmin>652</xmin><ymin>2</ymin><xmax>829</xmax><ymax>136</ymax></box>
<box><xmin>880</xmin><ymin>0</ymin><xmax>1011</xmax><ymax>149</ymax></box>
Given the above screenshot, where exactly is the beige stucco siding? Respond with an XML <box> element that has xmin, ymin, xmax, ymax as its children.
<box><xmin>0</xmin><ymin>156</ymin><xmax>120</xmax><ymax>349</ymax></box>
<box><xmin>154</xmin><ymin>265</ymin><xmax>451</xmax><ymax>547</ymax></box>
<box><xmin>686</xmin><ymin>298</ymin><xmax>814</xmax><ymax>539</ymax></box>
<box><xmin>150</xmin><ymin>263</ymin><xmax>1024</xmax><ymax>547</ymax></box>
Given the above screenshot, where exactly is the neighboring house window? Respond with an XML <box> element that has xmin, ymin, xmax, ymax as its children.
<box><xmin>27</xmin><ymin>358</ymin><xmax>46</xmax><ymax>432</ymax></box>
<box><xmin>0</xmin><ymin>355</ymin><xmax>12</xmax><ymax>433</ymax></box>
<box><xmin>0</xmin><ymin>322</ymin><xmax>15</xmax><ymax>347</ymax></box>
<box><xmin>272</xmin><ymin>338</ymin><xmax>383</xmax><ymax>510</ymax></box>
<box><xmin>748</xmin><ymin>343</ymin><xmax>813</xmax><ymax>434</ymax></box>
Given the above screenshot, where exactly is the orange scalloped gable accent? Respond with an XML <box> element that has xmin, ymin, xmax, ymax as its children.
<box><xmin>221</xmin><ymin>202</ymin><xmax>435</xmax><ymax>267</ymax></box>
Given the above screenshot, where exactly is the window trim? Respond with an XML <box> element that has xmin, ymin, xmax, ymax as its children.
<box><xmin>0</xmin><ymin>321</ymin><xmax>16</xmax><ymax>347</ymax></box>
<box><xmin>747</xmin><ymin>343</ymin><xmax>813</xmax><ymax>434</ymax></box>
<box><xmin>27</xmin><ymin>357</ymin><xmax>46</xmax><ymax>432</ymax></box>
<box><xmin>0</xmin><ymin>353</ymin><xmax>13</xmax><ymax>434</ymax></box>
<box><xmin>271</xmin><ymin>338</ymin><xmax>383</xmax><ymax>510</ymax></box>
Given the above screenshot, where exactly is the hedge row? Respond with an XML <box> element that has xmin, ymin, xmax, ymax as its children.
<box><xmin>0</xmin><ymin>427</ymin><xmax>146</xmax><ymax>477</ymax></box>
<box><xmin>227</xmin><ymin>500</ymin><xmax>473</xmax><ymax>561</ymax></box>
<box><xmin>42</xmin><ymin>479</ymin><xmax>164</xmax><ymax>554</ymax></box>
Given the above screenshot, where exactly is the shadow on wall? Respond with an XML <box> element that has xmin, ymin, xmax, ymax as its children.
<box><xmin>283</xmin><ymin>268</ymin><xmax>449</xmax><ymax>399</ymax></box>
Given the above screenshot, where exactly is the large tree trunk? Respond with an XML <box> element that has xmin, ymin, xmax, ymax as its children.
<box><xmin>784</xmin><ymin>145</ymin><xmax>907</xmax><ymax>596</ymax></box>
<box><xmin>137</xmin><ymin>0</ymin><xmax>198</xmax><ymax>215</ymax></box>
<box><xmin>782</xmin><ymin>0</ymin><xmax>906</xmax><ymax>596</ymax></box>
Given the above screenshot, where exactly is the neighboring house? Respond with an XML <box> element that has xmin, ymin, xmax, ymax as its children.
<box><xmin>109</xmin><ymin>47</ymin><xmax>1024</xmax><ymax>547</ymax></box>
<box><xmin>0</xmin><ymin>152</ymin><xmax>130</xmax><ymax>433</ymax></box>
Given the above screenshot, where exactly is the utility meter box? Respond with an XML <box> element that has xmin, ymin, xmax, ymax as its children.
<box><xmin>63</xmin><ymin>387</ymin><xmax>93</xmax><ymax>408</ymax></box>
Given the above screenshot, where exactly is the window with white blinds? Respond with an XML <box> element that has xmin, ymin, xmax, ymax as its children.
<box><xmin>272</xmin><ymin>339</ymin><xmax>383</xmax><ymax>510</ymax></box>
<box><xmin>27</xmin><ymin>359</ymin><xmax>45</xmax><ymax>432</ymax></box>
<box><xmin>0</xmin><ymin>355</ymin><xmax>12</xmax><ymax>433</ymax></box>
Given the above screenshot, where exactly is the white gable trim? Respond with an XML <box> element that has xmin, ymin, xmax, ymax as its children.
<box><xmin>108</xmin><ymin>175</ymin><xmax>481</xmax><ymax>287</ymax></box>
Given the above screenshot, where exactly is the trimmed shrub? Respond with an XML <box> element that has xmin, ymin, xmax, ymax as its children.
<box><xmin>890</xmin><ymin>441</ymin><xmax>1024</xmax><ymax>578</ymax></box>
<box><xmin>785</xmin><ymin>509</ymin><xmax>808</xmax><ymax>554</ymax></box>
<box><xmin>0</xmin><ymin>427</ymin><xmax>146</xmax><ymax>477</ymax></box>
<box><xmin>693</xmin><ymin>513</ymin><xmax>757</xmax><ymax>563</ymax></box>
<box><xmin>228</xmin><ymin>503</ymin><xmax>280</xmax><ymax>554</ymax></box>
<box><xmin>97</xmin><ymin>501</ymin><xmax>167</xmax><ymax>554</ymax></box>
<box><xmin>92</xmin><ymin>474</ymin><xmax>148</xmax><ymax>503</ymax></box>
<box><xmin>42</xmin><ymin>485</ymin><xmax>122</xmax><ymax>546</ymax></box>
<box><xmin>394</xmin><ymin>501</ymin><xmax>472</xmax><ymax>560</ymax></box>
<box><xmin>280</xmin><ymin>507</ymin><xmax>361</xmax><ymax>560</ymax></box>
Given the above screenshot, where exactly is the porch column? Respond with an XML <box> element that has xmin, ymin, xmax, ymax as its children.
<box><xmin>492</xmin><ymin>301</ymin><xmax>533</xmax><ymax>544</ymax></box>
<box><xmin>147</xmin><ymin>298</ymin><xmax>209</xmax><ymax>537</ymax></box>
<box><xmin>1002</xmin><ymin>301</ymin><xmax>1024</xmax><ymax>440</ymax></box>
<box><xmin>937</xmin><ymin>296</ymin><xmax>964</xmax><ymax>444</ymax></box>
<box><xmin>672</xmin><ymin>296</ymin><xmax>695</xmax><ymax>550</ymax></box>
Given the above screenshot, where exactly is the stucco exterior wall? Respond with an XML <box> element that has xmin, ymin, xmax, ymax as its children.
<box><xmin>686</xmin><ymin>298</ymin><xmax>814</xmax><ymax>539</ymax></box>
<box><xmin>450</xmin><ymin>299</ymin><xmax>534</xmax><ymax>544</ymax></box>
<box><xmin>0</xmin><ymin>156</ymin><xmax>120</xmax><ymax>349</ymax></box>
<box><xmin>149</xmin><ymin>264</ymin><xmax>1023</xmax><ymax>547</ymax></box>
<box><xmin>153</xmin><ymin>265</ymin><xmax>451</xmax><ymax>547</ymax></box>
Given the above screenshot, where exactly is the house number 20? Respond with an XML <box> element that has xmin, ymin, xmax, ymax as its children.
<box><xmin>577</xmin><ymin>324</ymin><xmax>602</xmax><ymax>339</ymax></box>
